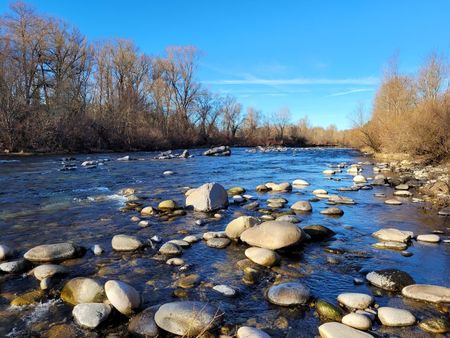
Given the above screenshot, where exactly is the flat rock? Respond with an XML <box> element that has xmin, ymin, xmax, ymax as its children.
<box><xmin>154</xmin><ymin>301</ymin><xmax>223</xmax><ymax>336</ymax></box>
<box><xmin>240</xmin><ymin>221</ymin><xmax>304</xmax><ymax>250</ymax></box>
<box><xmin>245</xmin><ymin>247</ymin><xmax>279</xmax><ymax>267</ymax></box>
<box><xmin>24</xmin><ymin>242</ymin><xmax>79</xmax><ymax>262</ymax></box>
<box><xmin>267</xmin><ymin>282</ymin><xmax>310</xmax><ymax>306</ymax></box>
<box><xmin>402</xmin><ymin>284</ymin><xmax>450</xmax><ymax>303</ymax></box>
<box><xmin>366</xmin><ymin>269</ymin><xmax>415</xmax><ymax>292</ymax></box>
<box><xmin>159</xmin><ymin>242</ymin><xmax>182</xmax><ymax>255</ymax></box>
<box><xmin>206</xmin><ymin>237</ymin><xmax>231</xmax><ymax>248</ymax></box>
<box><xmin>372</xmin><ymin>228</ymin><xmax>413</xmax><ymax>243</ymax></box>
<box><xmin>303</xmin><ymin>225</ymin><xmax>335</xmax><ymax>241</ymax></box>
<box><xmin>318</xmin><ymin>322</ymin><xmax>374</xmax><ymax>338</ymax></box>
<box><xmin>292</xmin><ymin>179</ymin><xmax>309</xmax><ymax>186</ymax></box>
<box><xmin>385</xmin><ymin>199</ymin><xmax>402</xmax><ymax>205</ymax></box>
<box><xmin>320</xmin><ymin>207</ymin><xmax>344</xmax><ymax>216</ymax></box>
<box><xmin>72</xmin><ymin>303</ymin><xmax>111</xmax><ymax>329</ymax></box>
<box><xmin>416</xmin><ymin>234</ymin><xmax>440</xmax><ymax>243</ymax></box>
<box><xmin>105</xmin><ymin>280</ymin><xmax>141</xmax><ymax>316</ymax></box>
<box><xmin>337</xmin><ymin>293</ymin><xmax>373</xmax><ymax>310</ymax></box>
<box><xmin>237</xmin><ymin>326</ymin><xmax>271</xmax><ymax>338</ymax></box>
<box><xmin>33</xmin><ymin>264</ymin><xmax>69</xmax><ymax>280</ymax></box>
<box><xmin>212</xmin><ymin>284</ymin><xmax>236</xmax><ymax>297</ymax></box>
<box><xmin>276</xmin><ymin>215</ymin><xmax>300</xmax><ymax>223</ymax></box>
<box><xmin>377</xmin><ymin>307</ymin><xmax>415</xmax><ymax>327</ymax></box>
<box><xmin>438</xmin><ymin>207</ymin><xmax>450</xmax><ymax>216</ymax></box>
<box><xmin>128</xmin><ymin>307</ymin><xmax>159</xmax><ymax>337</ymax></box>
<box><xmin>372</xmin><ymin>241</ymin><xmax>407</xmax><ymax>251</ymax></box>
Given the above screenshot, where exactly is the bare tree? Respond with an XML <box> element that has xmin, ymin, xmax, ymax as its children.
<box><xmin>221</xmin><ymin>95</ymin><xmax>242</xmax><ymax>142</ymax></box>
<box><xmin>272</xmin><ymin>107</ymin><xmax>291</xmax><ymax>140</ymax></box>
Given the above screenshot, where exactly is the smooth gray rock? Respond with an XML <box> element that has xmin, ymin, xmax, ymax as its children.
<box><xmin>267</xmin><ymin>282</ymin><xmax>310</xmax><ymax>306</ymax></box>
<box><xmin>72</xmin><ymin>303</ymin><xmax>111</xmax><ymax>329</ymax></box>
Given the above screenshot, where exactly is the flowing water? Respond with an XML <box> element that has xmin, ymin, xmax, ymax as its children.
<box><xmin>0</xmin><ymin>148</ymin><xmax>448</xmax><ymax>337</ymax></box>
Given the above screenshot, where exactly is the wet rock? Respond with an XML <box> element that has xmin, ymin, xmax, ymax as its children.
<box><xmin>0</xmin><ymin>244</ymin><xmax>12</xmax><ymax>260</ymax></box>
<box><xmin>72</xmin><ymin>303</ymin><xmax>111</xmax><ymax>329</ymax></box>
<box><xmin>318</xmin><ymin>322</ymin><xmax>374</xmax><ymax>338</ymax></box>
<box><xmin>401</xmin><ymin>250</ymin><xmax>413</xmax><ymax>257</ymax></box>
<box><xmin>337</xmin><ymin>293</ymin><xmax>373</xmax><ymax>310</ymax></box>
<box><xmin>292</xmin><ymin>179</ymin><xmax>310</xmax><ymax>186</ymax></box>
<box><xmin>366</xmin><ymin>269</ymin><xmax>415</xmax><ymax>292</ymax></box>
<box><xmin>206</xmin><ymin>238</ymin><xmax>231</xmax><ymax>249</ymax></box>
<box><xmin>159</xmin><ymin>242</ymin><xmax>182</xmax><ymax>255</ymax></box>
<box><xmin>92</xmin><ymin>244</ymin><xmax>104</xmax><ymax>255</ymax></box>
<box><xmin>402</xmin><ymin>284</ymin><xmax>450</xmax><ymax>303</ymax></box>
<box><xmin>154</xmin><ymin>301</ymin><xmax>223</xmax><ymax>336</ymax></box>
<box><xmin>256</xmin><ymin>184</ymin><xmax>270</xmax><ymax>192</ymax></box>
<box><xmin>228</xmin><ymin>187</ymin><xmax>246</xmax><ymax>195</ymax></box>
<box><xmin>185</xmin><ymin>183</ymin><xmax>228</xmax><ymax>212</ymax></box>
<box><xmin>112</xmin><ymin>234</ymin><xmax>144</xmax><ymax>251</ymax></box>
<box><xmin>40</xmin><ymin>277</ymin><xmax>52</xmax><ymax>290</ymax></box>
<box><xmin>158</xmin><ymin>200</ymin><xmax>177</xmax><ymax>210</ymax></box>
<box><xmin>291</xmin><ymin>201</ymin><xmax>312</xmax><ymax>212</ymax></box>
<box><xmin>61</xmin><ymin>277</ymin><xmax>105</xmax><ymax>305</ymax></box>
<box><xmin>166</xmin><ymin>257</ymin><xmax>184</xmax><ymax>266</ymax></box>
<box><xmin>175</xmin><ymin>274</ymin><xmax>200</xmax><ymax>289</ymax></box>
<box><xmin>11</xmin><ymin>289</ymin><xmax>44</xmax><ymax>306</ymax></box>
<box><xmin>242</xmin><ymin>267</ymin><xmax>259</xmax><ymax>285</ymax></box>
<box><xmin>267</xmin><ymin>182</ymin><xmax>292</xmax><ymax>192</ymax></box>
<box><xmin>416</xmin><ymin>234</ymin><xmax>440</xmax><ymax>243</ymax></box>
<box><xmin>183</xmin><ymin>235</ymin><xmax>201</xmax><ymax>243</ymax></box>
<box><xmin>213</xmin><ymin>284</ymin><xmax>236</xmax><ymax>297</ymax></box>
<box><xmin>24</xmin><ymin>242</ymin><xmax>80</xmax><ymax>262</ymax></box>
<box><xmin>203</xmin><ymin>145</ymin><xmax>231</xmax><ymax>156</ymax></box>
<box><xmin>267</xmin><ymin>282</ymin><xmax>310</xmax><ymax>306</ymax></box>
<box><xmin>45</xmin><ymin>324</ymin><xmax>78</xmax><ymax>338</ymax></box>
<box><xmin>377</xmin><ymin>307</ymin><xmax>415</xmax><ymax>327</ymax></box>
<box><xmin>303</xmin><ymin>225</ymin><xmax>335</xmax><ymax>241</ymax></box>
<box><xmin>323</xmin><ymin>169</ymin><xmax>336</xmax><ymax>175</ymax></box>
<box><xmin>225</xmin><ymin>216</ymin><xmax>260</xmax><ymax>239</ymax></box>
<box><xmin>128</xmin><ymin>307</ymin><xmax>159</xmax><ymax>337</ymax></box>
<box><xmin>315</xmin><ymin>299</ymin><xmax>343</xmax><ymax>321</ymax></box>
<box><xmin>342</xmin><ymin>313</ymin><xmax>372</xmax><ymax>331</ymax></box>
<box><xmin>384</xmin><ymin>199</ymin><xmax>402</xmax><ymax>205</ymax></box>
<box><xmin>245</xmin><ymin>247</ymin><xmax>279</xmax><ymax>267</ymax></box>
<box><xmin>394</xmin><ymin>190</ymin><xmax>412</xmax><ymax>197</ymax></box>
<box><xmin>140</xmin><ymin>206</ymin><xmax>155</xmax><ymax>215</ymax></box>
<box><xmin>33</xmin><ymin>264</ymin><xmax>69</xmax><ymax>280</ymax></box>
<box><xmin>0</xmin><ymin>259</ymin><xmax>29</xmax><ymax>273</ymax></box>
<box><xmin>276</xmin><ymin>215</ymin><xmax>300</xmax><ymax>223</ymax></box>
<box><xmin>372</xmin><ymin>242</ymin><xmax>407</xmax><ymax>251</ymax></box>
<box><xmin>353</xmin><ymin>175</ymin><xmax>367</xmax><ymax>183</ymax></box>
<box><xmin>240</xmin><ymin>221</ymin><xmax>304</xmax><ymax>250</ymax></box>
<box><xmin>237</xmin><ymin>326</ymin><xmax>271</xmax><ymax>338</ymax></box>
<box><xmin>418</xmin><ymin>317</ymin><xmax>450</xmax><ymax>334</ymax></box>
<box><xmin>328</xmin><ymin>196</ymin><xmax>356</xmax><ymax>205</ymax></box>
<box><xmin>320</xmin><ymin>207</ymin><xmax>344</xmax><ymax>216</ymax></box>
<box><xmin>372</xmin><ymin>228</ymin><xmax>413</xmax><ymax>243</ymax></box>
<box><xmin>105</xmin><ymin>280</ymin><xmax>141</xmax><ymax>316</ymax></box>
<box><xmin>168</xmin><ymin>239</ymin><xmax>190</xmax><ymax>248</ymax></box>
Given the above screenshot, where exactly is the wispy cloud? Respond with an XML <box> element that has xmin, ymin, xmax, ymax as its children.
<box><xmin>202</xmin><ymin>76</ymin><xmax>378</xmax><ymax>86</ymax></box>
<box><xmin>328</xmin><ymin>88</ymin><xmax>374</xmax><ymax>97</ymax></box>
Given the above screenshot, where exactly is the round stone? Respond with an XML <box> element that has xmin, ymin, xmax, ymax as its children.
<box><xmin>24</xmin><ymin>243</ymin><xmax>79</xmax><ymax>262</ymax></box>
<box><xmin>240</xmin><ymin>221</ymin><xmax>304</xmax><ymax>250</ymax></box>
<box><xmin>401</xmin><ymin>284</ymin><xmax>450</xmax><ymax>303</ymax></box>
<box><xmin>212</xmin><ymin>284</ymin><xmax>236</xmax><ymax>297</ymax></box>
<box><xmin>267</xmin><ymin>282</ymin><xmax>310</xmax><ymax>306</ymax></box>
<box><xmin>237</xmin><ymin>326</ymin><xmax>271</xmax><ymax>338</ymax></box>
<box><xmin>416</xmin><ymin>234</ymin><xmax>440</xmax><ymax>243</ymax></box>
<box><xmin>225</xmin><ymin>216</ymin><xmax>260</xmax><ymax>239</ymax></box>
<box><xmin>366</xmin><ymin>269</ymin><xmax>415</xmax><ymax>292</ymax></box>
<box><xmin>128</xmin><ymin>307</ymin><xmax>159</xmax><ymax>337</ymax></box>
<box><xmin>206</xmin><ymin>238</ymin><xmax>231</xmax><ymax>249</ymax></box>
<box><xmin>61</xmin><ymin>277</ymin><xmax>105</xmax><ymax>305</ymax></box>
<box><xmin>291</xmin><ymin>201</ymin><xmax>312</xmax><ymax>212</ymax></box>
<box><xmin>33</xmin><ymin>264</ymin><xmax>69</xmax><ymax>281</ymax></box>
<box><xmin>112</xmin><ymin>234</ymin><xmax>144</xmax><ymax>251</ymax></box>
<box><xmin>159</xmin><ymin>242</ymin><xmax>182</xmax><ymax>255</ymax></box>
<box><xmin>72</xmin><ymin>303</ymin><xmax>111</xmax><ymax>329</ymax></box>
<box><xmin>245</xmin><ymin>247</ymin><xmax>279</xmax><ymax>267</ymax></box>
<box><xmin>154</xmin><ymin>301</ymin><xmax>223</xmax><ymax>336</ymax></box>
<box><xmin>315</xmin><ymin>299</ymin><xmax>343</xmax><ymax>321</ymax></box>
<box><xmin>320</xmin><ymin>207</ymin><xmax>344</xmax><ymax>216</ymax></box>
<box><xmin>303</xmin><ymin>224</ymin><xmax>335</xmax><ymax>240</ymax></box>
<box><xmin>292</xmin><ymin>179</ymin><xmax>310</xmax><ymax>186</ymax></box>
<box><xmin>105</xmin><ymin>280</ymin><xmax>141</xmax><ymax>316</ymax></box>
<box><xmin>342</xmin><ymin>313</ymin><xmax>372</xmax><ymax>330</ymax></box>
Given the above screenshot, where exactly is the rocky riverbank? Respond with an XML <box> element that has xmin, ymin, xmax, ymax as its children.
<box><xmin>0</xmin><ymin>148</ymin><xmax>449</xmax><ymax>337</ymax></box>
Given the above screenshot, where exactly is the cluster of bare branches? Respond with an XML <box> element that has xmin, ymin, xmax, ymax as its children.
<box><xmin>348</xmin><ymin>54</ymin><xmax>450</xmax><ymax>161</ymax></box>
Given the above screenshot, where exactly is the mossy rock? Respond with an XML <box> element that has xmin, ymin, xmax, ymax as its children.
<box><xmin>419</xmin><ymin>317</ymin><xmax>450</xmax><ymax>334</ymax></box>
<box><xmin>60</xmin><ymin>277</ymin><xmax>105</xmax><ymax>305</ymax></box>
<box><xmin>227</xmin><ymin>187</ymin><xmax>246</xmax><ymax>195</ymax></box>
<box><xmin>158</xmin><ymin>200</ymin><xmax>177</xmax><ymax>210</ymax></box>
<box><xmin>11</xmin><ymin>290</ymin><xmax>44</xmax><ymax>306</ymax></box>
<box><xmin>315</xmin><ymin>299</ymin><xmax>343</xmax><ymax>321</ymax></box>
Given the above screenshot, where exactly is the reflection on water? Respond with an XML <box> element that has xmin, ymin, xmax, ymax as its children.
<box><xmin>0</xmin><ymin>148</ymin><xmax>449</xmax><ymax>337</ymax></box>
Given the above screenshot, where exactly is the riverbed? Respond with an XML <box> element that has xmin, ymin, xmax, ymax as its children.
<box><xmin>0</xmin><ymin>148</ymin><xmax>448</xmax><ymax>337</ymax></box>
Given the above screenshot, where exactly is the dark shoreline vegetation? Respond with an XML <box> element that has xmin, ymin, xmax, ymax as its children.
<box><xmin>2</xmin><ymin>2</ymin><xmax>448</xmax><ymax>163</ymax></box>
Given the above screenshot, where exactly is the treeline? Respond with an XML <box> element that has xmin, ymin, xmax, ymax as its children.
<box><xmin>0</xmin><ymin>2</ymin><xmax>342</xmax><ymax>153</ymax></box>
<box><xmin>349</xmin><ymin>55</ymin><xmax>450</xmax><ymax>162</ymax></box>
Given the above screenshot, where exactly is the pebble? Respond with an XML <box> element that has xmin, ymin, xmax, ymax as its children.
<box><xmin>213</xmin><ymin>284</ymin><xmax>237</xmax><ymax>297</ymax></box>
<box><xmin>416</xmin><ymin>234</ymin><xmax>440</xmax><ymax>243</ymax></box>
<box><xmin>92</xmin><ymin>244</ymin><xmax>104</xmax><ymax>256</ymax></box>
<box><xmin>138</xmin><ymin>220</ymin><xmax>149</xmax><ymax>227</ymax></box>
<box><xmin>166</xmin><ymin>258</ymin><xmax>184</xmax><ymax>266</ymax></box>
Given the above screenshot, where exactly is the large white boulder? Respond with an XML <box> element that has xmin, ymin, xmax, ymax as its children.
<box><xmin>185</xmin><ymin>183</ymin><xmax>228</xmax><ymax>212</ymax></box>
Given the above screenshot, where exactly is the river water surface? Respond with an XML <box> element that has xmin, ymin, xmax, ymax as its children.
<box><xmin>0</xmin><ymin>148</ymin><xmax>448</xmax><ymax>337</ymax></box>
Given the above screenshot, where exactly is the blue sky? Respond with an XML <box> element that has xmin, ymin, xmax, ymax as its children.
<box><xmin>1</xmin><ymin>0</ymin><xmax>448</xmax><ymax>129</ymax></box>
